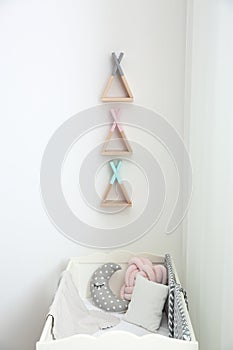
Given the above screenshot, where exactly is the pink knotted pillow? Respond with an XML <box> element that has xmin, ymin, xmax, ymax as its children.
<box><xmin>120</xmin><ymin>257</ymin><xmax>167</xmax><ymax>301</ymax></box>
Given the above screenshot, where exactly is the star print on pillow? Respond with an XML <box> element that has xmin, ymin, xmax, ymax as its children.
<box><xmin>90</xmin><ymin>263</ymin><xmax>129</xmax><ymax>312</ymax></box>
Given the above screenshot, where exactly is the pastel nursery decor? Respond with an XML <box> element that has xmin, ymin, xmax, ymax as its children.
<box><xmin>38</xmin><ymin>252</ymin><xmax>197</xmax><ymax>349</ymax></box>
<box><xmin>120</xmin><ymin>257</ymin><xmax>167</xmax><ymax>301</ymax></box>
<box><xmin>90</xmin><ymin>263</ymin><xmax>129</xmax><ymax>313</ymax></box>
<box><xmin>124</xmin><ymin>275</ymin><xmax>169</xmax><ymax>332</ymax></box>
<box><xmin>102</xmin><ymin>52</ymin><xmax>134</xmax><ymax>102</ymax></box>
<box><xmin>102</xmin><ymin>108</ymin><xmax>132</xmax><ymax>155</ymax></box>
<box><xmin>101</xmin><ymin>53</ymin><xmax>133</xmax><ymax>207</ymax></box>
<box><xmin>101</xmin><ymin>160</ymin><xmax>132</xmax><ymax>207</ymax></box>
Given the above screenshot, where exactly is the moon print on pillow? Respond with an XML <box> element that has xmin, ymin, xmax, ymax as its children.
<box><xmin>90</xmin><ymin>263</ymin><xmax>129</xmax><ymax>313</ymax></box>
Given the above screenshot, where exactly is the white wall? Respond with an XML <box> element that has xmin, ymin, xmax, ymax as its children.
<box><xmin>185</xmin><ymin>1</ymin><xmax>233</xmax><ymax>349</ymax></box>
<box><xmin>0</xmin><ymin>1</ymin><xmax>187</xmax><ymax>349</ymax></box>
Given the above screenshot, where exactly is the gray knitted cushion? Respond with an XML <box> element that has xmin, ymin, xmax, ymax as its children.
<box><xmin>174</xmin><ymin>285</ymin><xmax>191</xmax><ymax>341</ymax></box>
<box><xmin>165</xmin><ymin>254</ymin><xmax>176</xmax><ymax>337</ymax></box>
<box><xmin>165</xmin><ymin>254</ymin><xmax>191</xmax><ymax>341</ymax></box>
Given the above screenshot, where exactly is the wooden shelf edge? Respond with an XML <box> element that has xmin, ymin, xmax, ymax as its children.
<box><xmin>102</xmin><ymin>97</ymin><xmax>134</xmax><ymax>102</ymax></box>
<box><xmin>101</xmin><ymin>201</ymin><xmax>132</xmax><ymax>207</ymax></box>
<box><xmin>101</xmin><ymin>151</ymin><xmax>133</xmax><ymax>156</ymax></box>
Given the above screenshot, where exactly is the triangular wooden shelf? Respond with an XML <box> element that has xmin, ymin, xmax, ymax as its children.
<box><xmin>101</xmin><ymin>160</ymin><xmax>132</xmax><ymax>207</ymax></box>
<box><xmin>101</xmin><ymin>183</ymin><xmax>132</xmax><ymax>207</ymax></box>
<box><xmin>102</xmin><ymin>52</ymin><xmax>133</xmax><ymax>102</ymax></box>
<box><xmin>102</xmin><ymin>108</ymin><xmax>132</xmax><ymax>155</ymax></box>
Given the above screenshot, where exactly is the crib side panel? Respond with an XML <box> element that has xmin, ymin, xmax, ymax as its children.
<box><xmin>37</xmin><ymin>332</ymin><xmax>198</xmax><ymax>350</ymax></box>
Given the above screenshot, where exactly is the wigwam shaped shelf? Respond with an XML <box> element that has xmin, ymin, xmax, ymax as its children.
<box><xmin>102</xmin><ymin>52</ymin><xmax>134</xmax><ymax>102</ymax></box>
<box><xmin>102</xmin><ymin>108</ymin><xmax>132</xmax><ymax>156</ymax></box>
<box><xmin>101</xmin><ymin>160</ymin><xmax>132</xmax><ymax>207</ymax></box>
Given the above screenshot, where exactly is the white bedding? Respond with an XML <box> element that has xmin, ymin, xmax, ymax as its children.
<box><xmin>37</xmin><ymin>253</ymin><xmax>198</xmax><ymax>350</ymax></box>
<box><xmin>84</xmin><ymin>298</ymin><xmax>169</xmax><ymax>337</ymax></box>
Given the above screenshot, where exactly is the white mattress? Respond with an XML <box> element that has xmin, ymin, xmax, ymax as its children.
<box><xmin>84</xmin><ymin>298</ymin><xmax>169</xmax><ymax>337</ymax></box>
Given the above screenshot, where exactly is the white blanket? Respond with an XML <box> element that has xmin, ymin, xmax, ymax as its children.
<box><xmin>48</xmin><ymin>271</ymin><xmax>120</xmax><ymax>339</ymax></box>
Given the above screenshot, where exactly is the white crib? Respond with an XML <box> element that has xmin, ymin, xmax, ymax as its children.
<box><xmin>37</xmin><ymin>251</ymin><xmax>198</xmax><ymax>350</ymax></box>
